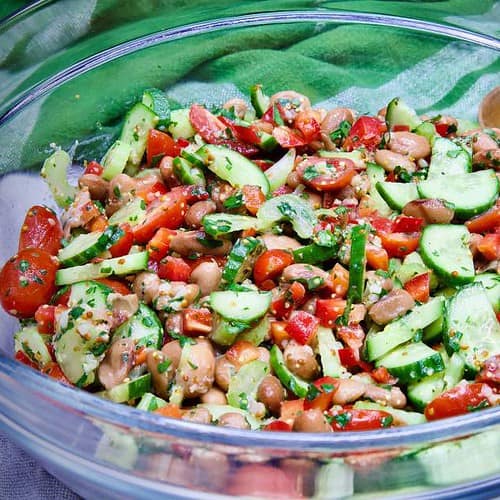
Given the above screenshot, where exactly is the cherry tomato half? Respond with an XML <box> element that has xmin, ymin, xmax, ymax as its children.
<box><xmin>253</xmin><ymin>250</ymin><xmax>294</xmax><ymax>286</ymax></box>
<box><xmin>296</xmin><ymin>156</ymin><xmax>356</xmax><ymax>192</ymax></box>
<box><xmin>18</xmin><ymin>205</ymin><xmax>63</xmax><ymax>256</ymax></box>
<box><xmin>343</xmin><ymin>116</ymin><xmax>386</xmax><ymax>152</ymax></box>
<box><xmin>329</xmin><ymin>408</ymin><xmax>394</xmax><ymax>431</ymax></box>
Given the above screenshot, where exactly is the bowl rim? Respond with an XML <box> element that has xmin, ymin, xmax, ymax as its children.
<box><xmin>0</xmin><ymin>9</ymin><xmax>499</xmax><ymax>451</ymax></box>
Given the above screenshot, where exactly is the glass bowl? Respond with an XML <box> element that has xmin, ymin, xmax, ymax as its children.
<box><xmin>0</xmin><ymin>2</ymin><xmax>499</xmax><ymax>498</ymax></box>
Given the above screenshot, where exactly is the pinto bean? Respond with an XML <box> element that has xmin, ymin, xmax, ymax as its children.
<box><xmin>165</xmin><ymin>312</ymin><xmax>183</xmax><ymax>335</ymax></box>
<box><xmin>147</xmin><ymin>348</ymin><xmax>177</xmax><ymax>397</ymax></box>
<box><xmin>217</xmin><ymin>412</ymin><xmax>250</xmax><ymax>429</ymax></box>
<box><xmin>78</xmin><ymin>174</ymin><xmax>109</xmax><ymax>201</ymax></box>
<box><xmin>286</xmin><ymin>170</ymin><xmax>301</xmax><ymax>189</ymax></box>
<box><xmin>210</xmin><ymin>182</ymin><xmax>235</xmax><ymax>211</ymax></box>
<box><xmin>269</xmin><ymin>91</ymin><xmax>311</xmax><ymax>123</ymax></box>
<box><xmin>106</xmin><ymin>174</ymin><xmax>136</xmax><ymax>215</ymax></box>
<box><xmin>97</xmin><ymin>338</ymin><xmax>136</xmax><ymax>390</ymax></box>
<box><xmin>215</xmin><ymin>356</ymin><xmax>237</xmax><ymax>391</ymax></box>
<box><xmin>257</xmin><ymin>347</ymin><xmax>271</xmax><ymax>365</ymax></box>
<box><xmin>282</xmin><ymin>264</ymin><xmax>330</xmax><ymax>289</ymax></box>
<box><xmin>182</xmin><ymin>407</ymin><xmax>212</xmax><ymax>425</ymax></box>
<box><xmin>170</xmin><ymin>231</ymin><xmax>232</xmax><ymax>256</ymax></box>
<box><xmin>283</xmin><ymin>341</ymin><xmax>319</xmax><ymax>381</ymax></box>
<box><xmin>402</xmin><ymin>198</ymin><xmax>455</xmax><ymax>224</ymax></box>
<box><xmin>321</xmin><ymin>108</ymin><xmax>355</xmax><ymax>135</ymax></box>
<box><xmin>108</xmin><ymin>293</ymin><xmax>139</xmax><ymax>327</ymax></box>
<box><xmin>200</xmin><ymin>387</ymin><xmax>227</xmax><ymax>405</ymax></box>
<box><xmin>473</xmin><ymin>149</ymin><xmax>500</xmax><ymax>170</ymax></box>
<box><xmin>387</xmin><ymin>132</ymin><xmax>431</xmax><ymax>159</ymax></box>
<box><xmin>331</xmin><ymin>378</ymin><xmax>366</xmax><ymax>405</ymax></box>
<box><xmin>159</xmin><ymin>156</ymin><xmax>179</xmax><ymax>187</ymax></box>
<box><xmin>257</xmin><ymin>375</ymin><xmax>285</xmax><ymax>415</ymax></box>
<box><xmin>162</xmin><ymin>340</ymin><xmax>182</xmax><ymax>368</ymax></box>
<box><xmin>293</xmin><ymin>409</ymin><xmax>332</xmax><ymax>433</ymax></box>
<box><xmin>261</xmin><ymin>234</ymin><xmax>301</xmax><ymax>251</ymax></box>
<box><xmin>368</xmin><ymin>289</ymin><xmax>415</xmax><ymax>325</ymax></box>
<box><xmin>374</xmin><ymin>150</ymin><xmax>417</xmax><ymax>173</ymax></box>
<box><xmin>133</xmin><ymin>272</ymin><xmax>160</xmax><ymax>304</ymax></box>
<box><xmin>363</xmin><ymin>384</ymin><xmax>407</xmax><ymax>409</ymax></box>
<box><xmin>190</xmin><ymin>260</ymin><xmax>222</xmax><ymax>296</ymax></box>
<box><xmin>471</xmin><ymin>132</ymin><xmax>498</xmax><ymax>154</ymax></box>
<box><xmin>185</xmin><ymin>200</ymin><xmax>217</xmax><ymax>228</ymax></box>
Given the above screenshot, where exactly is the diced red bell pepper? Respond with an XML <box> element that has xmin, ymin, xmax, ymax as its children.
<box><xmin>271</xmin><ymin>282</ymin><xmax>306</xmax><ymax>320</ymax></box>
<box><xmin>109</xmin><ymin>223</ymin><xmax>134</xmax><ymax>258</ymax></box>
<box><xmin>157</xmin><ymin>256</ymin><xmax>191</xmax><ymax>282</ymax></box>
<box><xmin>285</xmin><ymin>310</ymin><xmax>319</xmax><ymax>345</ymax></box>
<box><xmin>146</xmin><ymin>227</ymin><xmax>176</xmax><ymax>262</ymax></box>
<box><xmin>404</xmin><ymin>272</ymin><xmax>430</xmax><ymax>303</ymax></box>
<box><xmin>315</xmin><ymin>298</ymin><xmax>346</xmax><ymax>327</ymax></box>
<box><xmin>263</xmin><ymin>420</ymin><xmax>293</xmax><ymax>432</ymax></box>
<box><xmin>304</xmin><ymin>376</ymin><xmax>338</xmax><ymax>411</ymax></box>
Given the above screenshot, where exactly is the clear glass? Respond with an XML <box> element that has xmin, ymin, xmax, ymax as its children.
<box><xmin>0</xmin><ymin>2</ymin><xmax>499</xmax><ymax>498</ymax></box>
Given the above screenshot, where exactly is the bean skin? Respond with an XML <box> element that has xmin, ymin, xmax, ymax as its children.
<box><xmin>387</xmin><ymin>132</ymin><xmax>431</xmax><ymax>159</ymax></box>
<box><xmin>293</xmin><ymin>409</ymin><xmax>332</xmax><ymax>432</ymax></box>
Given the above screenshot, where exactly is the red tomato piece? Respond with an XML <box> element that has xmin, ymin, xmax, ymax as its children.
<box><xmin>280</xmin><ymin>398</ymin><xmax>305</xmax><ymax>425</ymax></box>
<box><xmin>254</xmin><ymin>159</ymin><xmax>274</xmax><ymax>171</ymax></box>
<box><xmin>477</xmin><ymin>233</ymin><xmax>500</xmax><ymax>260</ymax></box>
<box><xmin>285</xmin><ymin>310</ymin><xmax>319</xmax><ymax>345</ymax></box>
<box><xmin>18</xmin><ymin>205</ymin><xmax>63</xmax><ymax>256</ymax></box>
<box><xmin>371</xmin><ymin>366</ymin><xmax>397</xmax><ymax>385</ymax></box>
<box><xmin>146</xmin><ymin>227</ymin><xmax>176</xmax><ymax>262</ymax></box>
<box><xmin>0</xmin><ymin>249</ymin><xmax>58</xmax><ymax>318</ymax></box>
<box><xmin>253</xmin><ymin>250</ymin><xmax>294</xmax><ymax>286</ymax></box>
<box><xmin>43</xmin><ymin>362</ymin><xmax>72</xmax><ymax>385</ymax></box>
<box><xmin>343</xmin><ymin>116</ymin><xmax>386</xmax><ymax>152</ymax></box>
<box><xmin>271</xmin><ymin>282</ymin><xmax>306</xmax><ymax>320</ymax></box>
<box><xmin>158</xmin><ymin>256</ymin><xmax>191</xmax><ymax>282</ymax></box>
<box><xmin>262</xmin><ymin>420</ymin><xmax>293</xmax><ymax>432</ymax></box>
<box><xmin>425</xmin><ymin>382</ymin><xmax>494</xmax><ymax>421</ymax></box>
<box><xmin>392</xmin><ymin>215</ymin><xmax>425</xmax><ymax>233</ymax></box>
<box><xmin>272</xmin><ymin>126</ymin><xmax>308</xmax><ymax>148</ymax></box>
<box><xmin>15</xmin><ymin>350</ymin><xmax>38</xmax><ymax>369</ymax></box>
<box><xmin>53</xmin><ymin>287</ymin><xmax>70</xmax><ymax>306</ymax></box>
<box><xmin>391</xmin><ymin>124</ymin><xmax>410</xmax><ymax>132</ymax></box>
<box><xmin>96</xmin><ymin>278</ymin><xmax>130</xmax><ymax>295</ymax></box>
<box><xmin>294</xmin><ymin>111</ymin><xmax>321</xmax><ymax>142</ymax></box>
<box><xmin>84</xmin><ymin>161</ymin><xmax>104</xmax><ymax>176</ymax></box>
<box><xmin>35</xmin><ymin>304</ymin><xmax>56</xmax><ymax>334</ymax></box>
<box><xmin>146</xmin><ymin>129</ymin><xmax>180</xmax><ymax>165</ymax></box>
<box><xmin>366</xmin><ymin>244</ymin><xmax>389</xmax><ymax>271</ymax></box>
<box><xmin>331</xmin><ymin>263</ymin><xmax>350</xmax><ymax>298</ymax></box>
<box><xmin>154</xmin><ymin>403</ymin><xmax>183</xmax><ymax>419</ymax></box>
<box><xmin>380</xmin><ymin>231</ymin><xmax>420</xmax><ymax>258</ymax></box>
<box><xmin>465</xmin><ymin>203</ymin><xmax>500</xmax><ymax>233</ymax></box>
<box><xmin>476</xmin><ymin>355</ymin><xmax>500</xmax><ymax>385</ymax></box>
<box><xmin>219</xmin><ymin>116</ymin><xmax>263</xmax><ymax>146</ymax></box>
<box><xmin>135</xmin><ymin>181</ymin><xmax>168</xmax><ymax>204</ymax></box>
<box><xmin>304</xmin><ymin>376</ymin><xmax>338</xmax><ymax>411</ymax></box>
<box><xmin>296</xmin><ymin>156</ymin><xmax>356</xmax><ymax>192</ymax></box>
<box><xmin>242</xmin><ymin>185</ymin><xmax>266</xmax><ymax>215</ymax></box>
<box><xmin>182</xmin><ymin>307</ymin><xmax>212</xmax><ymax>335</ymax></box>
<box><xmin>315</xmin><ymin>298</ymin><xmax>346</xmax><ymax>327</ymax></box>
<box><xmin>109</xmin><ymin>223</ymin><xmax>134</xmax><ymax>258</ymax></box>
<box><xmin>329</xmin><ymin>408</ymin><xmax>393</xmax><ymax>431</ymax></box>
<box><xmin>189</xmin><ymin>104</ymin><xmax>227</xmax><ymax>143</ymax></box>
<box><xmin>404</xmin><ymin>272</ymin><xmax>430</xmax><ymax>303</ymax></box>
<box><xmin>133</xmin><ymin>190</ymin><xmax>187</xmax><ymax>244</ymax></box>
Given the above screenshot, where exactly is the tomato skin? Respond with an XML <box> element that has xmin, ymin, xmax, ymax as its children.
<box><xmin>84</xmin><ymin>161</ymin><xmax>103</xmax><ymax>175</ymax></box>
<box><xmin>371</xmin><ymin>366</ymin><xmax>397</xmax><ymax>385</ymax></box>
<box><xmin>242</xmin><ymin>185</ymin><xmax>266</xmax><ymax>216</ymax></box>
<box><xmin>146</xmin><ymin>129</ymin><xmax>180</xmax><ymax>165</ymax></box>
<box><xmin>271</xmin><ymin>282</ymin><xmax>306</xmax><ymax>320</ymax></box>
<box><xmin>294</xmin><ymin>111</ymin><xmax>321</xmax><ymax>142</ymax></box>
<box><xmin>158</xmin><ymin>256</ymin><xmax>191</xmax><ymax>282</ymax></box>
<box><xmin>381</xmin><ymin>232</ymin><xmax>420</xmax><ymax>258</ymax></box>
<box><xmin>315</xmin><ymin>298</ymin><xmax>346</xmax><ymax>327</ymax></box>
<box><xmin>109</xmin><ymin>223</ymin><xmax>134</xmax><ymax>258</ymax></box>
<box><xmin>254</xmin><ymin>250</ymin><xmax>294</xmax><ymax>286</ymax></box>
<box><xmin>392</xmin><ymin>215</ymin><xmax>424</xmax><ymax>233</ymax></box>
<box><xmin>0</xmin><ymin>249</ymin><xmax>58</xmax><ymax>318</ymax></box>
<box><xmin>43</xmin><ymin>362</ymin><xmax>71</xmax><ymax>385</ymax></box>
<box><xmin>465</xmin><ymin>203</ymin><xmax>500</xmax><ymax>233</ymax></box>
<box><xmin>365</xmin><ymin>244</ymin><xmax>389</xmax><ymax>271</ymax></box>
<box><xmin>154</xmin><ymin>403</ymin><xmax>183</xmax><ymax>419</ymax></box>
<box><xmin>182</xmin><ymin>307</ymin><xmax>212</xmax><ymax>335</ymax></box>
<box><xmin>15</xmin><ymin>350</ymin><xmax>38</xmax><ymax>369</ymax></box>
<box><xmin>329</xmin><ymin>408</ymin><xmax>393</xmax><ymax>431</ymax></box>
<box><xmin>135</xmin><ymin>181</ymin><xmax>168</xmax><ymax>204</ymax></box>
<box><xmin>343</xmin><ymin>116</ymin><xmax>386</xmax><ymax>152</ymax></box>
<box><xmin>477</xmin><ymin>233</ymin><xmax>500</xmax><ymax>260</ymax></box>
<box><xmin>391</xmin><ymin>124</ymin><xmax>410</xmax><ymax>132</ymax></box>
<box><xmin>304</xmin><ymin>376</ymin><xmax>338</xmax><ymax>411</ymax></box>
<box><xmin>18</xmin><ymin>205</ymin><xmax>63</xmax><ymax>256</ymax></box>
<box><xmin>331</xmin><ymin>263</ymin><xmax>349</xmax><ymax>298</ymax></box>
<box><xmin>189</xmin><ymin>104</ymin><xmax>227</xmax><ymax>143</ymax></box>
<box><xmin>476</xmin><ymin>355</ymin><xmax>500</xmax><ymax>385</ymax></box>
<box><xmin>296</xmin><ymin>156</ymin><xmax>356</xmax><ymax>192</ymax></box>
<box><xmin>96</xmin><ymin>278</ymin><xmax>130</xmax><ymax>295</ymax></box>
<box><xmin>404</xmin><ymin>272</ymin><xmax>430</xmax><ymax>303</ymax></box>
<box><xmin>146</xmin><ymin>227</ymin><xmax>176</xmax><ymax>262</ymax></box>
<box><xmin>272</xmin><ymin>126</ymin><xmax>308</xmax><ymax>148</ymax></box>
<box><xmin>425</xmin><ymin>382</ymin><xmax>493</xmax><ymax>421</ymax></box>
<box><xmin>263</xmin><ymin>420</ymin><xmax>293</xmax><ymax>432</ymax></box>
<box><xmin>35</xmin><ymin>304</ymin><xmax>56</xmax><ymax>334</ymax></box>
<box><xmin>285</xmin><ymin>310</ymin><xmax>319</xmax><ymax>345</ymax></box>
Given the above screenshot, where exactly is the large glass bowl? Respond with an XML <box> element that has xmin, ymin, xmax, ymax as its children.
<box><xmin>0</xmin><ymin>1</ymin><xmax>499</xmax><ymax>498</ymax></box>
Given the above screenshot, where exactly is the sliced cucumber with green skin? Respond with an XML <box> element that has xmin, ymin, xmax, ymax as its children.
<box><xmin>58</xmin><ymin>226</ymin><xmax>123</xmax><ymax>267</ymax></box>
<box><xmin>414</xmin><ymin>121</ymin><xmax>438</xmax><ymax>144</ymax></box>
<box><xmin>40</xmin><ymin>149</ymin><xmax>77</xmax><ymax>208</ymax></box>
<box><xmin>198</xmin><ymin>144</ymin><xmax>270</xmax><ymax>195</ymax></box>
<box><xmin>101</xmin><ymin>374</ymin><xmax>152</xmax><ymax>403</ymax></box>
<box><xmin>317</xmin><ymin>326</ymin><xmax>346</xmax><ymax>378</ymax></box>
<box><xmin>108</xmin><ymin>197</ymin><xmax>146</xmax><ymax>227</ymax></box>
<box><xmin>354</xmin><ymin>401</ymin><xmax>426</xmax><ymax>425</ymax></box>
<box><xmin>180</xmin><ymin>148</ymin><xmax>205</xmax><ymax>169</ymax></box>
<box><xmin>120</xmin><ymin>102</ymin><xmax>158</xmax><ymax>168</ymax></box>
<box><xmin>385</xmin><ymin>97</ymin><xmax>422</xmax><ymax>131</ymax></box>
<box><xmin>250</xmin><ymin>84</ymin><xmax>270</xmax><ymax>118</ymax></box>
<box><xmin>474</xmin><ymin>273</ymin><xmax>500</xmax><ymax>312</ymax></box>
<box><xmin>419</xmin><ymin>224</ymin><xmax>474</xmax><ymax>286</ymax></box>
<box><xmin>407</xmin><ymin>372</ymin><xmax>446</xmax><ymax>410</ymax></box>
<box><xmin>210</xmin><ymin>314</ymin><xmax>249</xmax><ymax>346</ymax></box>
<box><xmin>456</xmin><ymin>118</ymin><xmax>480</xmax><ymax>135</ymax></box>
<box><xmin>199</xmin><ymin>404</ymin><xmax>263</xmax><ymax>430</ymax></box>
<box><xmin>270</xmin><ymin>344</ymin><xmax>311</xmax><ymax>398</ymax></box>
<box><xmin>347</xmin><ymin>225</ymin><xmax>368</xmax><ymax>303</ymax></box>
<box><xmin>68</xmin><ymin>280</ymin><xmax>111</xmax><ymax>309</ymax></box>
<box><xmin>114</xmin><ymin>303</ymin><xmax>163</xmax><ymax>349</ymax></box>
<box><xmin>210</xmin><ymin>290</ymin><xmax>271</xmax><ymax>323</ymax></box>
<box><xmin>376</xmin><ymin>181</ymin><xmax>419</xmax><ymax>211</ymax></box>
<box><xmin>422</xmin><ymin>316</ymin><xmax>443</xmax><ymax>343</ymax></box>
<box><xmin>168</xmin><ymin>108</ymin><xmax>195</xmax><ymax>140</ymax></box>
<box><xmin>365</xmin><ymin>297</ymin><xmax>444</xmax><ymax>362</ymax></box>
<box><xmin>427</xmin><ymin>137</ymin><xmax>471</xmax><ymax>179</ymax></box>
<box><xmin>443</xmin><ymin>352</ymin><xmax>465</xmax><ymax>390</ymax></box>
<box><xmin>227</xmin><ymin>360</ymin><xmax>269</xmax><ymax>411</ymax></box>
<box><xmin>101</xmin><ymin>140</ymin><xmax>133</xmax><ymax>181</ymax></box>
<box><xmin>55</xmin><ymin>251</ymin><xmax>149</xmax><ymax>286</ymax></box>
<box><xmin>222</xmin><ymin>237</ymin><xmax>265</xmax><ymax>286</ymax></box>
<box><xmin>443</xmin><ymin>283</ymin><xmax>500</xmax><ymax>375</ymax></box>
<box><xmin>237</xmin><ymin>315</ymin><xmax>270</xmax><ymax>346</ymax></box>
<box><xmin>376</xmin><ymin>341</ymin><xmax>445</xmax><ymax>384</ymax></box>
<box><xmin>417</xmin><ymin>170</ymin><xmax>498</xmax><ymax>219</ymax></box>
<box><xmin>202</xmin><ymin>213</ymin><xmax>259</xmax><ymax>238</ymax></box>
<box><xmin>366</xmin><ymin>163</ymin><xmax>392</xmax><ymax>217</ymax></box>
<box><xmin>257</xmin><ymin>194</ymin><xmax>317</xmax><ymax>239</ymax></box>
<box><xmin>264</xmin><ymin>148</ymin><xmax>296</xmax><ymax>192</ymax></box>
<box><xmin>142</xmin><ymin>88</ymin><xmax>170</xmax><ymax>128</ymax></box>
<box><xmin>292</xmin><ymin>242</ymin><xmax>337</xmax><ymax>265</ymax></box>
<box><xmin>136</xmin><ymin>392</ymin><xmax>167</xmax><ymax>412</ymax></box>
<box><xmin>14</xmin><ymin>325</ymin><xmax>52</xmax><ymax>368</ymax></box>
<box><xmin>172</xmin><ymin>156</ymin><xmax>206</xmax><ymax>187</ymax></box>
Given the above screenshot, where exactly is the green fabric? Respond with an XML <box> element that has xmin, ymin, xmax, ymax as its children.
<box><xmin>0</xmin><ymin>0</ymin><xmax>498</xmax><ymax>173</ymax></box>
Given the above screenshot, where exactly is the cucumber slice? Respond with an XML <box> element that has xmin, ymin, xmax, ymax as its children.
<box><xmin>120</xmin><ymin>102</ymin><xmax>158</xmax><ymax>168</ymax></box>
<box><xmin>68</xmin><ymin>280</ymin><xmax>111</xmax><ymax>310</ymax></box>
<box><xmin>108</xmin><ymin>198</ymin><xmax>146</xmax><ymax>227</ymax></box>
<box><xmin>427</xmin><ymin>137</ymin><xmax>471</xmax><ymax>179</ymax></box>
<box><xmin>314</xmin><ymin>460</ymin><xmax>354</xmax><ymax>499</ymax></box>
<box><xmin>347</xmin><ymin>225</ymin><xmax>368</xmax><ymax>303</ymax></box>
<box><xmin>419</xmin><ymin>224</ymin><xmax>474</xmax><ymax>286</ymax></box>
<box><xmin>142</xmin><ymin>88</ymin><xmax>170</xmax><ymax>128</ymax></box>
<box><xmin>136</xmin><ymin>392</ymin><xmax>167</xmax><ymax>412</ymax></box>
<box><xmin>270</xmin><ymin>344</ymin><xmax>310</xmax><ymax>398</ymax></box>
<box><xmin>101</xmin><ymin>140</ymin><xmax>133</xmax><ymax>181</ymax></box>
<box><xmin>198</xmin><ymin>144</ymin><xmax>270</xmax><ymax>195</ymax></box>
<box><xmin>168</xmin><ymin>108</ymin><xmax>195</xmax><ymax>140</ymax></box>
<box><xmin>422</xmin><ymin>316</ymin><xmax>443</xmax><ymax>342</ymax></box>
<box><xmin>250</xmin><ymin>84</ymin><xmax>270</xmax><ymax>118</ymax></box>
<box><xmin>443</xmin><ymin>352</ymin><xmax>465</xmax><ymax>390</ymax></box>
<box><xmin>237</xmin><ymin>315</ymin><xmax>270</xmax><ymax>346</ymax></box>
<box><xmin>385</xmin><ymin>97</ymin><xmax>422</xmax><ymax>131</ymax></box>
<box><xmin>227</xmin><ymin>360</ymin><xmax>269</xmax><ymax>411</ymax></box>
<box><xmin>365</xmin><ymin>297</ymin><xmax>444</xmax><ymax>361</ymax></box>
<box><xmin>202</xmin><ymin>213</ymin><xmax>259</xmax><ymax>238</ymax></box>
<box><xmin>210</xmin><ymin>290</ymin><xmax>271</xmax><ymax>323</ymax></box>
<box><xmin>180</xmin><ymin>148</ymin><xmax>205</xmax><ymax>169</ymax></box>
<box><xmin>114</xmin><ymin>303</ymin><xmax>163</xmax><ymax>349</ymax></box>
<box><xmin>173</xmin><ymin>156</ymin><xmax>206</xmax><ymax>187</ymax></box>
<box><xmin>414</xmin><ymin>121</ymin><xmax>438</xmax><ymax>144</ymax></box>
<box><xmin>101</xmin><ymin>374</ymin><xmax>152</xmax><ymax>403</ymax></box>
<box><xmin>443</xmin><ymin>283</ymin><xmax>500</xmax><ymax>375</ymax></box>
<box><xmin>456</xmin><ymin>119</ymin><xmax>480</xmax><ymax>135</ymax></box>
<box><xmin>407</xmin><ymin>373</ymin><xmax>446</xmax><ymax>410</ymax></box>
<box><xmin>40</xmin><ymin>149</ymin><xmax>77</xmax><ymax>208</ymax></box>
<box><xmin>55</xmin><ymin>251</ymin><xmax>149</xmax><ymax>286</ymax></box>
<box><xmin>14</xmin><ymin>325</ymin><xmax>52</xmax><ymax>368</ymax></box>
<box><xmin>366</xmin><ymin>163</ymin><xmax>392</xmax><ymax>217</ymax></box>
<box><xmin>317</xmin><ymin>326</ymin><xmax>346</xmax><ymax>378</ymax></box>
<box><xmin>417</xmin><ymin>170</ymin><xmax>498</xmax><ymax>219</ymax></box>
<box><xmin>211</xmin><ymin>314</ymin><xmax>249</xmax><ymax>346</ymax></box>
<box><xmin>257</xmin><ymin>194</ymin><xmax>317</xmax><ymax>239</ymax></box>
<box><xmin>354</xmin><ymin>401</ymin><xmax>426</xmax><ymax>425</ymax></box>
<box><xmin>376</xmin><ymin>342</ymin><xmax>445</xmax><ymax>384</ymax></box>
<box><xmin>222</xmin><ymin>237</ymin><xmax>265</xmax><ymax>287</ymax></box>
<box><xmin>474</xmin><ymin>273</ymin><xmax>500</xmax><ymax>312</ymax></box>
<box><xmin>264</xmin><ymin>148</ymin><xmax>296</xmax><ymax>192</ymax></box>
<box><xmin>376</xmin><ymin>181</ymin><xmax>419</xmax><ymax>211</ymax></box>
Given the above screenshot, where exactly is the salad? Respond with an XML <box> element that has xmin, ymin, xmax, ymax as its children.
<box><xmin>1</xmin><ymin>85</ymin><xmax>498</xmax><ymax>433</ymax></box>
